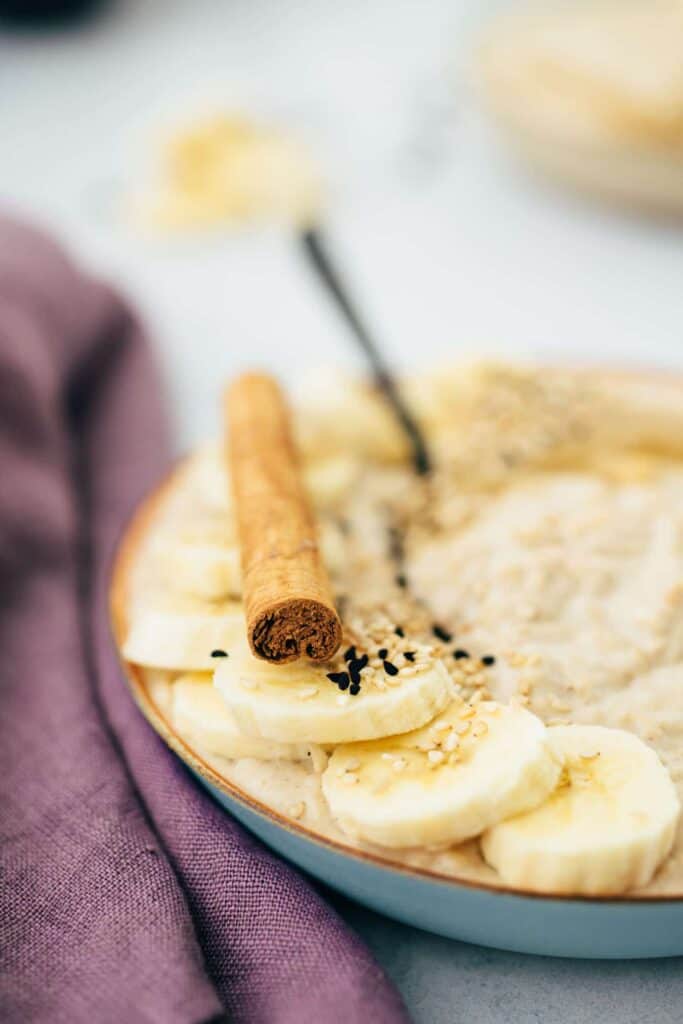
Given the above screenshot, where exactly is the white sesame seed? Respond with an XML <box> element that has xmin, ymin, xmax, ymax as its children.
<box><xmin>343</xmin><ymin>772</ymin><xmax>359</xmax><ymax>785</ymax></box>
<box><xmin>381</xmin><ymin>752</ymin><xmax>395</xmax><ymax>761</ymax></box>
<box><xmin>336</xmin><ymin>694</ymin><xmax>350</xmax><ymax>706</ymax></box>
<box><xmin>346</xmin><ymin>757</ymin><xmax>360</xmax><ymax>770</ymax></box>
<box><xmin>239</xmin><ymin>677</ymin><xmax>257</xmax><ymax>690</ymax></box>
<box><xmin>443</xmin><ymin>732</ymin><xmax>460</xmax><ymax>752</ymax></box>
<box><xmin>428</xmin><ymin>750</ymin><xmax>445</xmax><ymax>764</ymax></box>
<box><xmin>392</xmin><ymin>757</ymin><xmax>407</xmax><ymax>772</ymax></box>
<box><xmin>298</xmin><ymin>686</ymin><xmax>319</xmax><ymax>700</ymax></box>
<box><xmin>288</xmin><ymin>802</ymin><xmax>305</xmax><ymax>819</ymax></box>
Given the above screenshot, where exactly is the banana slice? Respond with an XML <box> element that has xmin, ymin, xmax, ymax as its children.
<box><xmin>177</xmin><ymin>442</ymin><xmax>232</xmax><ymax>511</ymax></box>
<box><xmin>303</xmin><ymin>455</ymin><xmax>360</xmax><ymax>508</ymax></box>
<box><xmin>481</xmin><ymin>725</ymin><xmax>680</xmax><ymax>895</ymax></box>
<box><xmin>172</xmin><ymin>673</ymin><xmax>310</xmax><ymax>761</ymax></box>
<box><xmin>152</xmin><ymin>509</ymin><xmax>242</xmax><ymax>601</ymax></box>
<box><xmin>321</xmin><ymin>700</ymin><xmax>560</xmax><ymax>848</ymax></box>
<box><xmin>214</xmin><ymin>645</ymin><xmax>453</xmax><ymax>744</ymax></box>
<box><xmin>123</xmin><ymin>595</ymin><xmax>245</xmax><ymax>671</ymax></box>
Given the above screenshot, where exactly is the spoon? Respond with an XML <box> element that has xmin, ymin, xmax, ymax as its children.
<box><xmin>299</xmin><ymin>225</ymin><xmax>431</xmax><ymax>475</ymax></box>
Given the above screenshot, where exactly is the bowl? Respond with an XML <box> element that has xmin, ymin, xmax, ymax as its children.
<box><xmin>110</xmin><ymin>465</ymin><xmax>683</xmax><ymax>959</ymax></box>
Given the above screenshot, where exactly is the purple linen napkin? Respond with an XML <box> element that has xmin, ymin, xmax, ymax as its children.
<box><xmin>0</xmin><ymin>214</ymin><xmax>411</xmax><ymax>1024</ymax></box>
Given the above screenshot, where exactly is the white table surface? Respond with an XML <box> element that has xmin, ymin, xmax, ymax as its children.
<box><xmin>3</xmin><ymin>1</ymin><xmax>683</xmax><ymax>1019</ymax></box>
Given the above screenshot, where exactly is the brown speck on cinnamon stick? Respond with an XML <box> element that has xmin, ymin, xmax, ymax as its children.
<box><xmin>226</xmin><ymin>372</ymin><xmax>342</xmax><ymax>663</ymax></box>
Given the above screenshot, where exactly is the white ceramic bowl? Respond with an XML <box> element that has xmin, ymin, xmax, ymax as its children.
<box><xmin>110</xmin><ymin>471</ymin><xmax>683</xmax><ymax>959</ymax></box>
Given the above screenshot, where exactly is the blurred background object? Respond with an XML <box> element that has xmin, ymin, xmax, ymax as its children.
<box><xmin>130</xmin><ymin>112</ymin><xmax>321</xmax><ymax>233</ymax></box>
<box><xmin>474</xmin><ymin>0</ymin><xmax>683</xmax><ymax>215</ymax></box>
<box><xmin>3</xmin><ymin>0</ymin><xmax>683</xmax><ymax>453</ymax></box>
<box><xmin>0</xmin><ymin>0</ymin><xmax>107</xmax><ymax>27</ymax></box>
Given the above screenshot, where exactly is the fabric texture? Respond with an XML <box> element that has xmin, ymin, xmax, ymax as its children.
<box><xmin>0</xmin><ymin>214</ymin><xmax>410</xmax><ymax>1024</ymax></box>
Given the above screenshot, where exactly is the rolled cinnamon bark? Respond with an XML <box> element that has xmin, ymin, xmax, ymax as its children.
<box><xmin>226</xmin><ymin>372</ymin><xmax>342</xmax><ymax>663</ymax></box>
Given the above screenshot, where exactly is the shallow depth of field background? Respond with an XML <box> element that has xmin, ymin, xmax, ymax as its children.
<box><xmin>3</xmin><ymin>0</ymin><xmax>683</xmax><ymax>449</ymax></box>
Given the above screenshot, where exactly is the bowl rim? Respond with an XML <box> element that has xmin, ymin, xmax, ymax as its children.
<box><xmin>110</xmin><ymin>453</ymin><xmax>683</xmax><ymax>907</ymax></box>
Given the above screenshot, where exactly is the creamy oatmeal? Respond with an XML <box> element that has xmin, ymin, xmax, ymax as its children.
<box><xmin>121</xmin><ymin>363</ymin><xmax>683</xmax><ymax>895</ymax></box>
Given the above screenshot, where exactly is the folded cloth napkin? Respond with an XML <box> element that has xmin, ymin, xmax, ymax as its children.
<box><xmin>0</xmin><ymin>214</ymin><xmax>410</xmax><ymax>1024</ymax></box>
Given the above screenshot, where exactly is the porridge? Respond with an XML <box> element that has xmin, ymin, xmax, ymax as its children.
<box><xmin>118</xmin><ymin>363</ymin><xmax>683</xmax><ymax>895</ymax></box>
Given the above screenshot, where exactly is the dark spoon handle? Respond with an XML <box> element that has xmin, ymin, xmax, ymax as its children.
<box><xmin>299</xmin><ymin>226</ymin><xmax>431</xmax><ymax>475</ymax></box>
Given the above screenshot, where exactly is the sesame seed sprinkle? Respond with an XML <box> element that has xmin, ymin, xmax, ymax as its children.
<box><xmin>327</xmin><ymin>671</ymin><xmax>350</xmax><ymax>690</ymax></box>
<box><xmin>432</xmin><ymin>624</ymin><xmax>453</xmax><ymax>643</ymax></box>
<box><xmin>298</xmin><ymin>686</ymin><xmax>318</xmax><ymax>700</ymax></box>
<box><xmin>211</xmin><ymin>650</ymin><xmax>228</xmax><ymax>658</ymax></box>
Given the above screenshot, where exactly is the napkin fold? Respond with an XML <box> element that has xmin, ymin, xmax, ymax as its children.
<box><xmin>0</xmin><ymin>214</ymin><xmax>410</xmax><ymax>1024</ymax></box>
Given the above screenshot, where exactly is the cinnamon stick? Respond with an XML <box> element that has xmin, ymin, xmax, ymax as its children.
<box><xmin>226</xmin><ymin>372</ymin><xmax>342</xmax><ymax>663</ymax></box>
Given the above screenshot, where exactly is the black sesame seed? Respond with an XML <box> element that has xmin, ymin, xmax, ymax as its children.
<box><xmin>348</xmin><ymin>654</ymin><xmax>369</xmax><ymax>685</ymax></box>
<box><xmin>211</xmin><ymin>649</ymin><xmax>228</xmax><ymax>658</ymax></box>
<box><xmin>482</xmin><ymin>655</ymin><xmax>496</xmax><ymax>666</ymax></box>
<box><xmin>432</xmin><ymin>625</ymin><xmax>453</xmax><ymax>643</ymax></box>
<box><xmin>349</xmin><ymin>682</ymin><xmax>361</xmax><ymax>696</ymax></box>
<box><xmin>378</xmin><ymin>648</ymin><xmax>388</xmax><ymax>660</ymax></box>
<box><xmin>454</xmin><ymin>649</ymin><xmax>470</xmax><ymax>660</ymax></box>
<box><xmin>395</xmin><ymin>573</ymin><xmax>407</xmax><ymax>589</ymax></box>
<box><xmin>343</xmin><ymin>645</ymin><xmax>357</xmax><ymax>662</ymax></box>
<box><xmin>327</xmin><ymin>671</ymin><xmax>350</xmax><ymax>690</ymax></box>
<box><xmin>404</xmin><ymin>651</ymin><xmax>416</xmax><ymax>662</ymax></box>
<box><xmin>383</xmin><ymin>660</ymin><xmax>399</xmax><ymax>677</ymax></box>
<box><xmin>395</xmin><ymin>626</ymin><xmax>405</xmax><ymax>637</ymax></box>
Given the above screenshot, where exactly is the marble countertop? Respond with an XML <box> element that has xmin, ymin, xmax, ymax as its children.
<box><xmin>4</xmin><ymin>1</ymin><xmax>683</xmax><ymax>1018</ymax></box>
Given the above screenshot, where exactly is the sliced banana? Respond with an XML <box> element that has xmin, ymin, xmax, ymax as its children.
<box><xmin>214</xmin><ymin>645</ymin><xmax>453</xmax><ymax>745</ymax></box>
<box><xmin>176</xmin><ymin>442</ymin><xmax>232</xmax><ymax>510</ymax></box>
<box><xmin>151</xmin><ymin>509</ymin><xmax>241</xmax><ymax>601</ymax></box>
<box><xmin>303</xmin><ymin>454</ymin><xmax>360</xmax><ymax>508</ymax></box>
<box><xmin>321</xmin><ymin>700</ymin><xmax>560</xmax><ymax>848</ymax></box>
<box><xmin>123</xmin><ymin>595</ymin><xmax>245</xmax><ymax>671</ymax></box>
<box><xmin>172</xmin><ymin>674</ymin><xmax>310</xmax><ymax>761</ymax></box>
<box><xmin>481</xmin><ymin>725</ymin><xmax>680</xmax><ymax>895</ymax></box>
